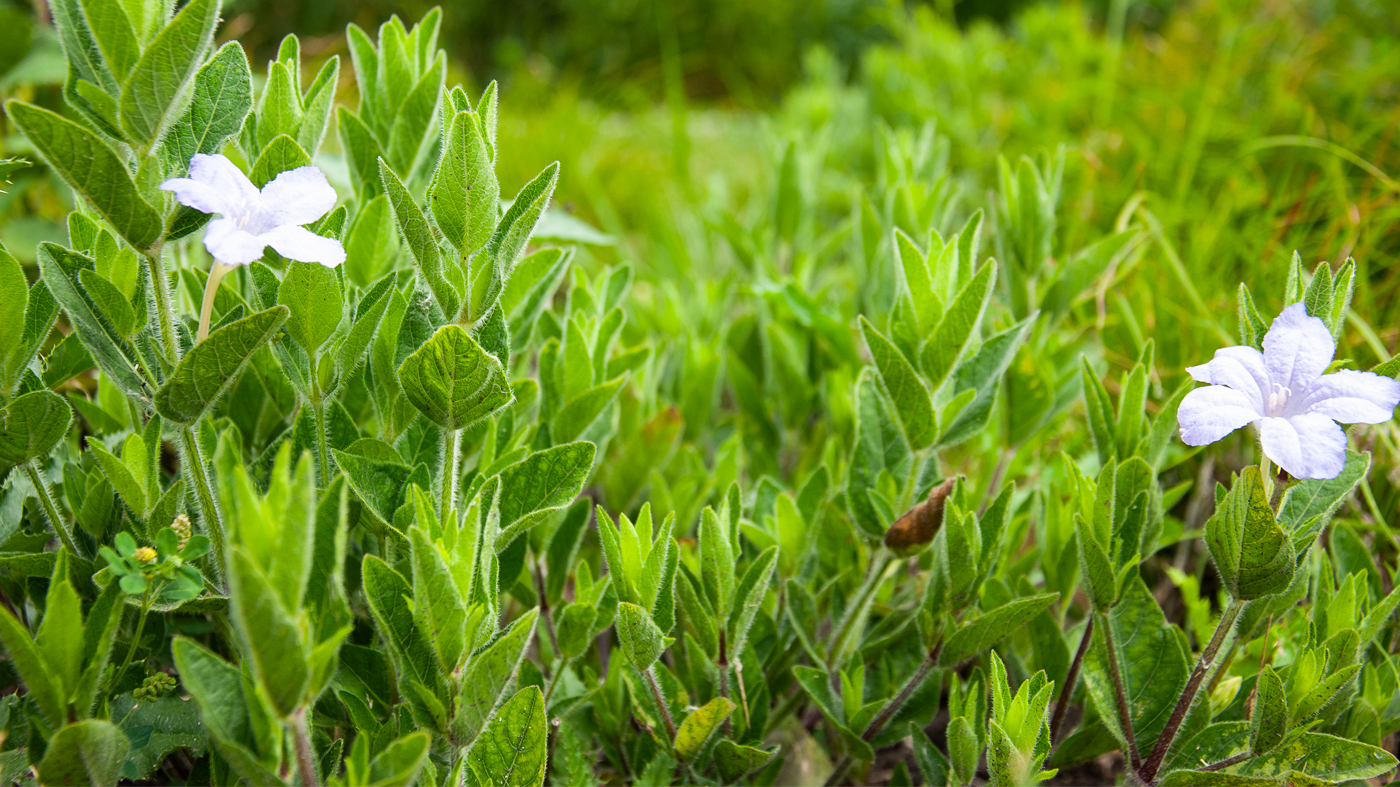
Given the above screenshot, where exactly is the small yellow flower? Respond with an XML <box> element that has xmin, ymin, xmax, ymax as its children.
<box><xmin>134</xmin><ymin>546</ymin><xmax>158</xmax><ymax>564</ymax></box>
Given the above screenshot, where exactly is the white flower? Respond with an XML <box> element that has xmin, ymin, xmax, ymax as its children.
<box><xmin>159</xmin><ymin>154</ymin><xmax>345</xmax><ymax>267</ymax></box>
<box><xmin>1178</xmin><ymin>302</ymin><xmax>1400</xmax><ymax>479</ymax></box>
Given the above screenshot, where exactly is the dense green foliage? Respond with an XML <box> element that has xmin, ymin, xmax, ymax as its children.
<box><xmin>0</xmin><ymin>0</ymin><xmax>1399</xmax><ymax>785</ymax></box>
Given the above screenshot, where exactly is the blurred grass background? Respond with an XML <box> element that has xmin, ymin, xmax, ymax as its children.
<box><xmin>3</xmin><ymin>0</ymin><xmax>1400</xmax><ymax>379</ymax></box>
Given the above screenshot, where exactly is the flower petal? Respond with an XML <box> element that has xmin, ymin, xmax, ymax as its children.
<box><xmin>1297</xmin><ymin>369</ymin><xmax>1400</xmax><ymax>424</ymax></box>
<box><xmin>259</xmin><ymin>166</ymin><xmax>339</xmax><ymax>228</ymax></box>
<box><xmin>258</xmin><ymin>225</ymin><xmax>346</xmax><ymax>266</ymax></box>
<box><xmin>1185</xmin><ymin>345</ymin><xmax>1270</xmax><ymax>412</ymax></box>
<box><xmin>1258</xmin><ymin>413</ymin><xmax>1347</xmax><ymax>480</ymax></box>
<box><xmin>202</xmin><ymin>218</ymin><xmax>268</xmax><ymax>265</ymax></box>
<box><xmin>160</xmin><ymin>154</ymin><xmax>259</xmax><ymax>218</ymax></box>
<box><xmin>1262</xmin><ymin>302</ymin><xmax>1334</xmax><ymax>394</ymax></box>
<box><xmin>1177</xmin><ymin>384</ymin><xmax>1261</xmax><ymax>446</ymax></box>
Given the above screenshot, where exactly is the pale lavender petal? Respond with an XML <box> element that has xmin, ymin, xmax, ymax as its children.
<box><xmin>202</xmin><ymin>218</ymin><xmax>268</xmax><ymax>265</ymax></box>
<box><xmin>190</xmin><ymin>154</ymin><xmax>258</xmax><ymax>213</ymax></box>
<box><xmin>1185</xmin><ymin>345</ymin><xmax>1270</xmax><ymax>411</ymax></box>
<box><xmin>159</xmin><ymin>177</ymin><xmax>232</xmax><ymax>216</ymax></box>
<box><xmin>1262</xmin><ymin>302</ymin><xmax>1335</xmax><ymax>394</ymax></box>
<box><xmin>1297</xmin><ymin>369</ymin><xmax>1400</xmax><ymax>424</ymax></box>
<box><xmin>1177</xmin><ymin>385</ymin><xmax>1261</xmax><ymax>446</ymax></box>
<box><xmin>1258</xmin><ymin>413</ymin><xmax>1347</xmax><ymax>480</ymax></box>
<box><xmin>259</xmin><ymin>166</ymin><xmax>338</xmax><ymax>228</ymax></box>
<box><xmin>259</xmin><ymin>225</ymin><xmax>346</xmax><ymax>266</ymax></box>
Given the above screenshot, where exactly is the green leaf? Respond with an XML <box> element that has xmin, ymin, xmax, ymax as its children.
<box><xmin>0</xmin><ymin>243</ymin><xmax>28</xmax><ymax>380</ymax></box>
<box><xmin>431</xmin><ymin>110</ymin><xmax>499</xmax><ymax>257</ymax></box>
<box><xmin>727</xmin><ymin>545</ymin><xmax>779</xmax><ymax>658</ymax></box>
<box><xmin>0</xmin><ymin>391</ymin><xmax>72</xmax><ymax>466</ymax></box>
<box><xmin>616</xmin><ymin>601</ymin><xmax>665</xmax><ymax>670</ymax></box>
<box><xmin>227</xmin><ymin>548</ymin><xmax>310</xmax><ymax>718</ymax></box>
<box><xmin>913</xmin><ymin>727</ymin><xmax>953</xmax><ymax>787</ymax></box>
<box><xmin>473</xmin><ymin>162</ymin><xmax>559</xmax><ymax>318</ymax></box>
<box><xmin>1276</xmin><ymin>450</ymin><xmax>1369</xmax><ymax>540</ymax></box>
<box><xmin>155</xmin><ymin>306</ymin><xmax>289</xmax><ymax>425</ymax></box>
<box><xmin>256</xmin><ymin>61</ymin><xmax>303</xmax><ymax>149</ymax></box>
<box><xmin>117</xmin><ymin>0</ymin><xmax>218</xmax><ymax>146</ymax></box>
<box><xmin>455</xmin><ymin>608</ymin><xmax>539</xmax><ymax>746</ymax></box>
<box><xmin>249</xmin><ymin>134</ymin><xmax>311</xmax><ymax>188</ymax></box>
<box><xmin>160</xmin><ymin>41</ymin><xmax>254</xmax><ymax>171</ymax></box>
<box><xmin>408</xmin><ymin>526</ymin><xmax>469</xmax><ymax>674</ymax></box>
<box><xmin>1079</xmin><ymin>578</ymin><xmax>1191</xmax><ymax>758</ymax></box>
<box><xmin>278</xmin><ymin>261</ymin><xmax>344</xmax><ymax>354</ymax></box>
<box><xmin>921</xmin><ymin>260</ymin><xmax>996</xmax><ymax>389</ymax></box>
<box><xmin>792</xmin><ymin>665</ymin><xmax>874</xmax><ymax>762</ymax></box>
<box><xmin>297</xmin><ymin>57</ymin><xmax>340</xmax><ymax>156</ymax></box>
<box><xmin>7</xmin><ymin>103</ymin><xmax>162</xmax><ymax>250</ymax></box>
<box><xmin>551</xmin><ymin>374</ymin><xmax>626</xmax><ymax>444</ymax></box>
<box><xmin>37</xmin><ymin>243</ymin><xmax>147</xmax><ymax>400</ymax></box>
<box><xmin>494</xmin><ymin>442</ymin><xmax>597</xmax><ymax>548</ymax></box>
<box><xmin>380</xmin><ymin>158</ymin><xmax>461</xmax><ymax>316</ymax></box>
<box><xmin>37</xmin><ymin>719</ymin><xmax>129</xmax><ymax>787</ymax></box>
<box><xmin>361</xmin><ymin>555</ymin><xmax>439</xmax><ymax>691</ymax></box>
<box><xmin>77</xmin><ymin>268</ymin><xmax>136</xmax><ymax>337</ymax></box>
<box><xmin>940</xmin><ymin>593</ymin><xmax>1058</xmax><ymax>666</ymax></box>
<box><xmin>1205</xmin><ymin>466</ymin><xmax>1296</xmax><ymax>601</ymax></box>
<box><xmin>713</xmin><ymin>740</ymin><xmax>778</xmax><ymax>784</ymax></box>
<box><xmin>1250</xmin><ymin>667</ymin><xmax>1286</xmax><ymax>755</ymax></box>
<box><xmin>112</xmin><ymin>693</ymin><xmax>210</xmax><ymax>781</ymax></box>
<box><xmin>556</xmin><ymin>602</ymin><xmax>597</xmax><ymax>661</ymax></box>
<box><xmin>861</xmin><ymin>316</ymin><xmax>936</xmax><ymax>450</ymax></box>
<box><xmin>938</xmin><ymin>314</ymin><xmax>1036</xmax><ymax>447</ymax></box>
<box><xmin>369</xmin><ymin>732</ymin><xmax>430</xmax><ymax>787</ymax></box>
<box><xmin>847</xmin><ymin>369</ymin><xmax>912</xmax><ymax>538</ymax></box>
<box><xmin>674</xmin><ymin>697</ymin><xmax>735</xmax><ymax>762</ymax></box>
<box><xmin>397</xmin><ymin>324</ymin><xmax>514</xmax><ymax>431</ymax></box>
<box><xmin>1170</xmin><ymin>722</ymin><xmax>1397</xmax><ymax>783</ymax></box>
<box><xmin>0</xmin><ymin>602</ymin><xmax>63</xmax><ymax>727</ymax></box>
<box><xmin>468</xmin><ymin>686</ymin><xmax>548</xmax><ymax>787</ymax></box>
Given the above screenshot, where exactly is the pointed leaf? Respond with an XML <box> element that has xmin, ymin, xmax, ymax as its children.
<box><xmin>155</xmin><ymin>306</ymin><xmax>289</xmax><ymax>425</ymax></box>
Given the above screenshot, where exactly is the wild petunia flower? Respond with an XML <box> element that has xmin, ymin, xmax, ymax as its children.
<box><xmin>159</xmin><ymin>153</ymin><xmax>345</xmax><ymax>266</ymax></box>
<box><xmin>159</xmin><ymin>154</ymin><xmax>345</xmax><ymax>340</ymax></box>
<box><xmin>1178</xmin><ymin>302</ymin><xmax>1400</xmax><ymax>479</ymax></box>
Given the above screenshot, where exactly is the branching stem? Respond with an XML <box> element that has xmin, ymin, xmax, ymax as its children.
<box><xmin>1098</xmin><ymin>610</ymin><xmax>1141</xmax><ymax>772</ymax></box>
<box><xmin>1051</xmin><ymin>614</ymin><xmax>1093</xmax><ymax>743</ymax></box>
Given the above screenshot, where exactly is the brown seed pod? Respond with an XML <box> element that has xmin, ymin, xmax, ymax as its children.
<box><xmin>883</xmin><ymin>478</ymin><xmax>956</xmax><ymax>557</ymax></box>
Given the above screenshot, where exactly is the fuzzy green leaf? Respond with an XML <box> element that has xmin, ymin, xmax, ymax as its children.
<box><xmin>0</xmin><ymin>390</ymin><xmax>72</xmax><ymax>466</ymax></box>
<box><xmin>37</xmin><ymin>719</ymin><xmax>129</xmax><ymax>787</ymax></box>
<box><xmin>468</xmin><ymin>686</ymin><xmax>548</xmax><ymax>787</ymax></box>
<box><xmin>278</xmin><ymin>261</ymin><xmax>344</xmax><ymax>354</ymax></box>
<box><xmin>1205</xmin><ymin>466</ymin><xmax>1296</xmax><ymax>601</ymax></box>
<box><xmin>155</xmin><ymin>306</ymin><xmax>289</xmax><ymax>425</ymax></box>
<box><xmin>397</xmin><ymin>324</ymin><xmax>514</xmax><ymax>431</ymax></box>
<box><xmin>494</xmin><ymin>442</ymin><xmax>596</xmax><ymax>548</ymax></box>
<box><xmin>117</xmin><ymin>0</ymin><xmax>218</xmax><ymax>146</ymax></box>
<box><xmin>674</xmin><ymin>697</ymin><xmax>735</xmax><ymax>762</ymax></box>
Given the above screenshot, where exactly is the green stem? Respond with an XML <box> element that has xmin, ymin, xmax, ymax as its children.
<box><xmin>145</xmin><ymin>248</ymin><xmax>179</xmax><ymax>364</ymax></box>
<box><xmin>1138</xmin><ymin>599</ymin><xmax>1246</xmax><ymax>784</ymax></box>
<box><xmin>1051</xmin><ymin>615</ymin><xmax>1094</xmax><ymax>743</ymax></box>
<box><xmin>825</xmin><ymin>549</ymin><xmax>893</xmax><ymax>670</ymax></box>
<box><xmin>310</xmin><ymin>392</ymin><xmax>331</xmax><ymax>488</ymax></box>
<box><xmin>440</xmin><ymin>428</ymin><xmax>460</xmax><ymax>525</ymax></box>
<box><xmin>180</xmin><ymin>427</ymin><xmax>226</xmax><ymax>589</ymax></box>
<box><xmin>114</xmin><ymin>589</ymin><xmax>153</xmax><ymax>686</ymax></box>
<box><xmin>24</xmin><ymin>462</ymin><xmax>80</xmax><ymax>558</ymax></box>
<box><xmin>825</xmin><ymin>644</ymin><xmax>941</xmax><ymax>787</ymax></box>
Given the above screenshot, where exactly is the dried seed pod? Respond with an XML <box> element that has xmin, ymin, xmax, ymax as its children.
<box><xmin>884</xmin><ymin>478</ymin><xmax>955</xmax><ymax>557</ymax></box>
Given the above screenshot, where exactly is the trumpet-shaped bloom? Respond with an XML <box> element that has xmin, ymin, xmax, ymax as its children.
<box><xmin>159</xmin><ymin>154</ymin><xmax>345</xmax><ymax>267</ymax></box>
<box><xmin>1178</xmin><ymin>302</ymin><xmax>1400</xmax><ymax>479</ymax></box>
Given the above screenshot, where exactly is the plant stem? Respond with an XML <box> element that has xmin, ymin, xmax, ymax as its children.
<box><xmin>825</xmin><ymin>549</ymin><xmax>893</xmax><ymax>670</ymax></box>
<box><xmin>180</xmin><ymin>427</ymin><xmax>226</xmax><ymax>589</ymax></box>
<box><xmin>718</xmin><ymin>631</ymin><xmax>731</xmax><ymax>738</ymax></box>
<box><xmin>1199</xmin><ymin>752</ymin><xmax>1251</xmax><ymax>772</ymax></box>
<box><xmin>292</xmin><ymin>706</ymin><xmax>320</xmax><ymax>787</ymax></box>
<box><xmin>310</xmin><ymin>395</ymin><xmax>331</xmax><ymax>487</ymax></box>
<box><xmin>146</xmin><ymin>248</ymin><xmax>179</xmax><ymax>365</ymax></box>
<box><xmin>1097</xmin><ymin>610</ymin><xmax>1141</xmax><ymax>771</ymax></box>
<box><xmin>24</xmin><ymin>462</ymin><xmax>81</xmax><ymax>558</ymax></box>
<box><xmin>825</xmin><ymin>644</ymin><xmax>941</xmax><ymax>787</ymax></box>
<box><xmin>1138</xmin><ymin>599</ymin><xmax>1246</xmax><ymax>784</ymax></box>
<box><xmin>440</xmin><ymin>427</ymin><xmax>460</xmax><ymax>525</ymax></box>
<box><xmin>1051</xmin><ymin>614</ymin><xmax>1094</xmax><ymax>743</ymax></box>
<box><xmin>114</xmin><ymin>590</ymin><xmax>153</xmax><ymax>687</ymax></box>
<box><xmin>644</xmin><ymin>667</ymin><xmax>677</xmax><ymax>740</ymax></box>
<box><xmin>534</xmin><ymin>557</ymin><xmax>560</xmax><ymax>660</ymax></box>
<box><xmin>197</xmin><ymin>261</ymin><xmax>233</xmax><ymax>343</ymax></box>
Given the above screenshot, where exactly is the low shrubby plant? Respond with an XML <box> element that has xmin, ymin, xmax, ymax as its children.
<box><xmin>0</xmin><ymin>3</ymin><xmax>1397</xmax><ymax>787</ymax></box>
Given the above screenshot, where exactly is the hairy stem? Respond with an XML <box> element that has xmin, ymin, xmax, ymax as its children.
<box><xmin>1098</xmin><ymin>610</ymin><xmax>1141</xmax><ymax>771</ymax></box>
<box><xmin>825</xmin><ymin>644</ymin><xmax>941</xmax><ymax>787</ymax></box>
<box><xmin>310</xmin><ymin>395</ymin><xmax>331</xmax><ymax>488</ymax></box>
<box><xmin>534</xmin><ymin>557</ymin><xmax>560</xmax><ymax>657</ymax></box>
<box><xmin>180</xmin><ymin>427</ymin><xmax>226</xmax><ymax>588</ymax></box>
<box><xmin>644</xmin><ymin>667</ymin><xmax>678</xmax><ymax>740</ymax></box>
<box><xmin>1199</xmin><ymin>752</ymin><xmax>1251</xmax><ymax>772</ymax></box>
<box><xmin>718</xmin><ymin>631</ymin><xmax>730</xmax><ymax>738</ymax></box>
<box><xmin>1051</xmin><ymin>614</ymin><xmax>1094</xmax><ymax>744</ymax></box>
<box><xmin>292</xmin><ymin>706</ymin><xmax>320</xmax><ymax>787</ymax></box>
<box><xmin>1139</xmin><ymin>599</ymin><xmax>1246</xmax><ymax>784</ymax></box>
<box><xmin>145</xmin><ymin>248</ymin><xmax>179</xmax><ymax>365</ymax></box>
<box><xmin>825</xmin><ymin>549</ymin><xmax>893</xmax><ymax>670</ymax></box>
<box><xmin>440</xmin><ymin>427</ymin><xmax>460</xmax><ymax>525</ymax></box>
<box><xmin>24</xmin><ymin>462</ymin><xmax>80</xmax><ymax>558</ymax></box>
